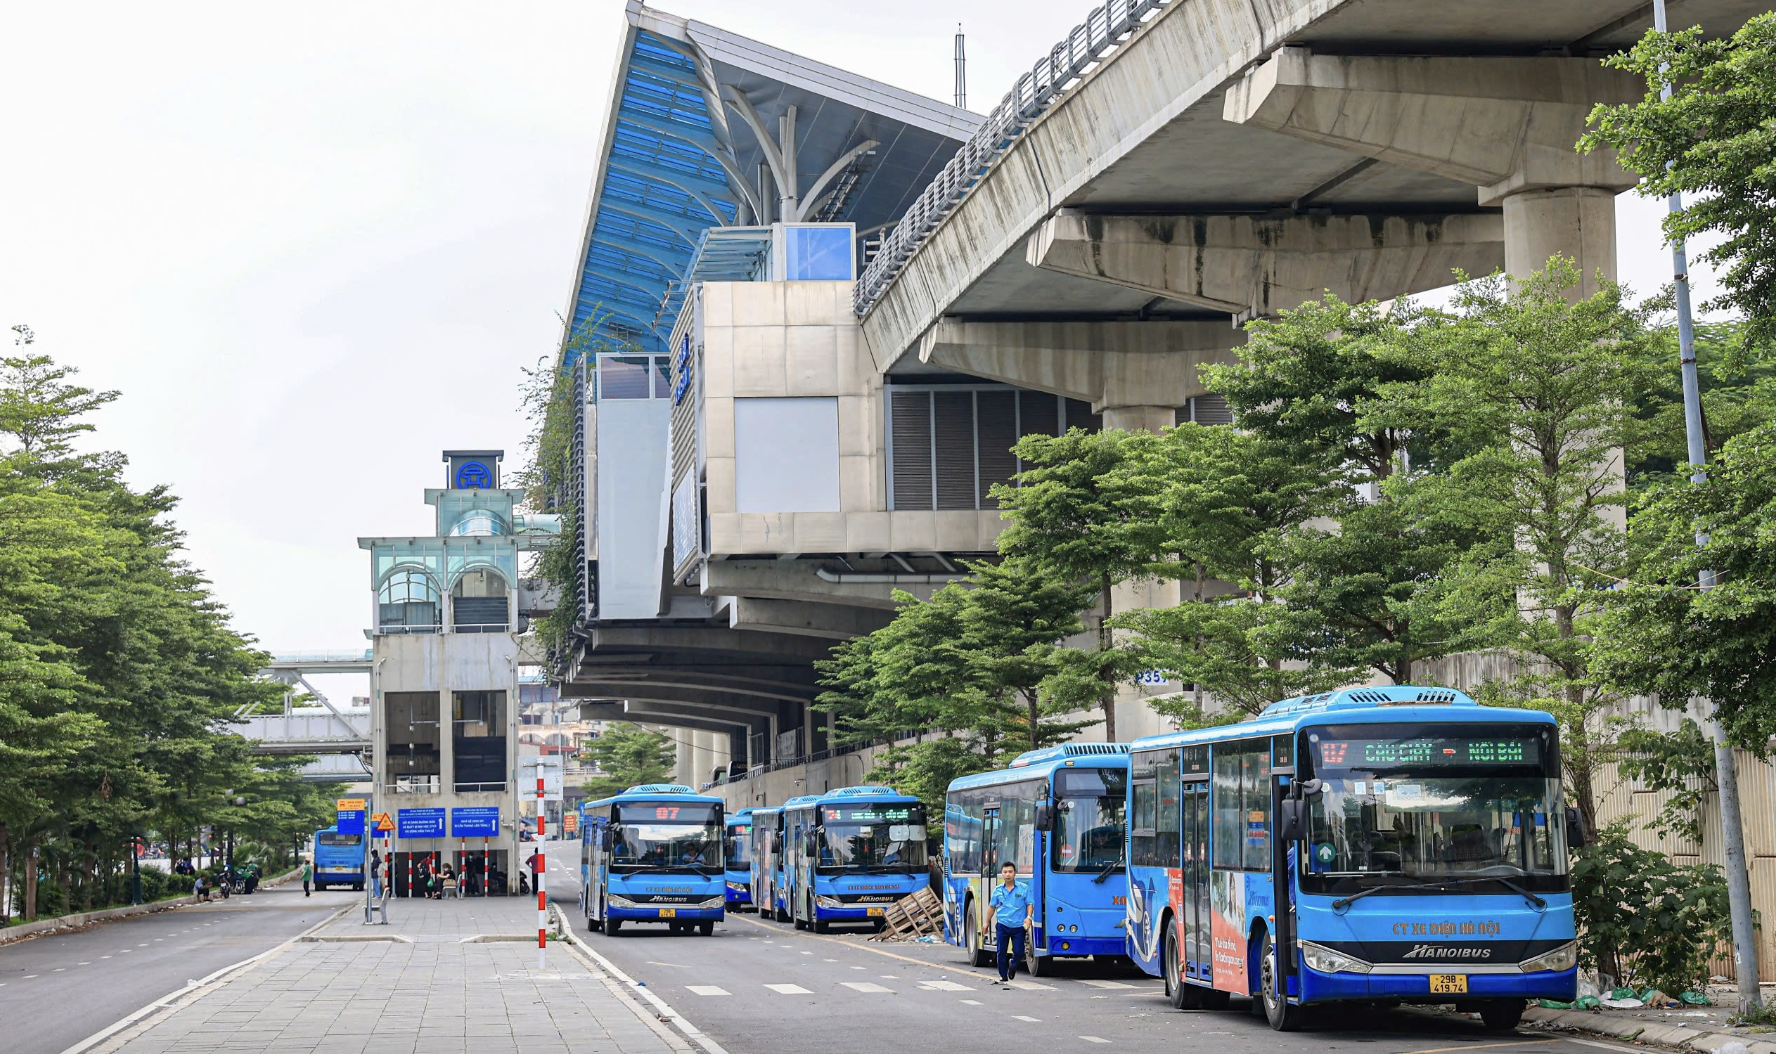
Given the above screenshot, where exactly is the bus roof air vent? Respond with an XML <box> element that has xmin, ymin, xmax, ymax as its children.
<box><xmin>1259</xmin><ymin>685</ymin><xmax>1478</xmax><ymax>716</ymax></box>
<box><xmin>826</xmin><ymin>785</ymin><xmax>898</xmax><ymax>797</ymax></box>
<box><xmin>1416</xmin><ymin>689</ymin><xmax>1458</xmax><ymax>703</ymax></box>
<box><xmin>1010</xmin><ymin>743</ymin><xmax>1130</xmax><ymax>767</ymax></box>
<box><xmin>625</xmin><ymin>783</ymin><xmax>696</xmax><ymax>795</ymax></box>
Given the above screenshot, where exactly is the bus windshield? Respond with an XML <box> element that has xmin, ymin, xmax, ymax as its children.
<box><xmin>1302</xmin><ymin>725</ymin><xmax>1568</xmax><ymax>889</ymax></box>
<box><xmin>318</xmin><ymin>832</ymin><xmax>361</xmax><ymax>847</ymax></box>
<box><xmin>1053</xmin><ymin>768</ymin><xmax>1126</xmax><ymax>873</ymax></box>
<box><xmin>613</xmin><ymin>803</ymin><xmax>722</xmax><ymax>871</ymax></box>
<box><xmin>818</xmin><ymin>804</ymin><xmax>927</xmax><ymax>872</ymax></box>
<box><xmin>725</xmin><ymin>825</ymin><xmax>751</xmax><ymax>867</ymax></box>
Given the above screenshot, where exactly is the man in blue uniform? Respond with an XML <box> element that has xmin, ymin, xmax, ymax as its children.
<box><xmin>983</xmin><ymin>861</ymin><xmax>1033</xmax><ymax>985</ymax></box>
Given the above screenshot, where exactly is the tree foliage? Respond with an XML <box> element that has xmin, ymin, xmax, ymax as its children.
<box><xmin>1584</xmin><ymin>14</ymin><xmax>1776</xmax><ymax>341</ymax></box>
<box><xmin>1570</xmin><ymin>823</ymin><xmax>1732</xmax><ymax>994</ymax></box>
<box><xmin>1</xmin><ymin>333</ymin><xmax>329</xmax><ymax>923</ymax></box>
<box><xmin>580</xmin><ymin>723</ymin><xmax>678</xmax><ymax>801</ymax></box>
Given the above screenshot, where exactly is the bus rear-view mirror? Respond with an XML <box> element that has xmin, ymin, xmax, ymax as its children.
<box><xmin>1564</xmin><ymin>806</ymin><xmax>1587</xmax><ymax>850</ymax></box>
<box><xmin>1033</xmin><ymin>802</ymin><xmax>1052</xmax><ymax>832</ymax></box>
<box><xmin>1277</xmin><ymin>799</ymin><xmax>1305</xmax><ymax>842</ymax></box>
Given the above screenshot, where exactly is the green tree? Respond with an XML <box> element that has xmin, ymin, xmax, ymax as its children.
<box><xmin>1569</xmin><ymin>823</ymin><xmax>1732</xmax><ymax>994</ymax></box>
<box><xmin>1584</xmin><ymin>14</ymin><xmax>1776</xmax><ymax>340</ymax></box>
<box><xmin>993</xmin><ymin>429</ymin><xmax>1169</xmax><ymax>741</ymax></box>
<box><xmin>581</xmin><ymin>724</ymin><xmax>678</xmax><ymax>801</ymax></box>
<box><xmin>1387</xmin><ymin>261</ymin><xmax>1663</xmax><ymax>830</ymax></box>
<box><xmin>1594</xmin><ymin>421</ymin><xmax>1776</xmax><ymax>751</ymax></box>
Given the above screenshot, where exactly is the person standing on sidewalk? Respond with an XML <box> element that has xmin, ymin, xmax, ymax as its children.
<box><xmin>983</xmin><ymin>861</ymin><xmax>1033</xmax><ymax>986</ymax></box>
<box><xmin>302</xmin><ymin>857</ymin><xmax>313</xmax><ymax>897</ymax></box>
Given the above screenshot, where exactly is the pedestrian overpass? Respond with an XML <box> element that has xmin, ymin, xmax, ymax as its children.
<box><xmin>245</xmin><ymin>651</ymin><xmax>373</xmax><ymax>782</ymax></box>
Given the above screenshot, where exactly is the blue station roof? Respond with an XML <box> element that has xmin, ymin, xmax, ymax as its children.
<box><xmin>563</xmin><ymin>2</ymin><xmax>980</xmax><ymax>354</ymax></box>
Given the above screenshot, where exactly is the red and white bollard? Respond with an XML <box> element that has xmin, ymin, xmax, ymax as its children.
<box><xmin>536</xmin><ymin>773</ymin><xmax>547</xmax><ymax>970</ymax></box>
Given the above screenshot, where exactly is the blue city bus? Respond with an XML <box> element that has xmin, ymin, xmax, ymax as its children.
<box><xmin>1125</xmin><ymin>686</ymin><xmax>1582</xmax><ymax>1032</ymax></box>
<box><xmin>579</xmin><ymin>784</ymin><xmax>725</xmax><ymax>936</ymax></box>
<box><xmin>749</xmin><ymin>806</ymin><xmax>787</xmax><ymax>921</ymax></box>
<box><xmin>311</xmin><ymin>826</ymin><xmax>365</xmax><ymax>891</ymax></box>
<box><xmin>944</xmin><ymin>744</ymin><xmax>1131</xmax><ymax>975</ymax></box>
<box><xmin>724</xmin><ymin>808</ymin><xmax>754</xmax><ymax>910</ymax></box>
<box><xmin>782</xmin><ymin>786</ymin><xmax>929</xmax><ymax>933</ymax></box>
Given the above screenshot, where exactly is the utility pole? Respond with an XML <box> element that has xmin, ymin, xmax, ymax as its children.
<box><xmin>1651</xmin><ymin>0</ymin><xmax>1762</xmax><ymax>1015</ymax></box>
<box><xmin>954</xmin><ymin>26</ymin><xmax>967</xmax><ymax>110</ymax></box>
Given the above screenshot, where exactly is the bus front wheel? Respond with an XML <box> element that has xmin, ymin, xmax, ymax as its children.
<box><xmin>1478</xmin><ymin>1001</ymin><xmax>1525</xmax><ymax>1031</ymax></box>
<box><xmin>606</xmin><ymin>919</ymin><xmax>623</xmax><ymax>936</ymax></box>
<box><xmin>1026</xmin><ymin>936</ymin><xmax>1053</xmax><ymax>977</ymax></box>
<box><xmin>1259</xmin><ymin>932</ymin><xmax>1304</xmax><ymax>1032</ymax></box>
<box><xmin>698</xmin><ymin>921</ymin><xmax>714</xmax><ymax>937</ymax></box>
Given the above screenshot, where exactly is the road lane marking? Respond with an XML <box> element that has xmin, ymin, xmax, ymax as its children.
<box><xmin>961</xmin><ymin>999</ymin><xmax>983</xmax><ymax>1005</ymax></box>
<box><xmin>1080</xmin><ymin>1037</ymin><xmax>1110</xmax><ymax>1044</ymax></box>
<box><xmin>1076</xmin><ymin>979</ymin><xmax>1135</xmax><ymax>989</ymax></box>
<box><xmin>686</xmin><ymin>986</ymin><xmax>729</xmax><ymax>996</ymax></box>
<box><xmin>1006</xmin><ymin>979</ymin><xmax>1054</xmax><ymax>990</ymax></box>
<box><xmin>1013</xmin><ymin>1015</ymin><xmax>1041</xmax><ymax>1022</ymax></box>
<box><xmin>824</xmin><ymin>958</ymin><xmax>838</xmax><ymax>962</ymax></box>
<box><xmin>78</xmin><ymin>962</ymin><xmax>91</xmax><ymax>966</ymax></box>
<box><xmin>841</xmin><ymin>982</ymin><xmax>893</xmax><ymax>993</ymax></box>
<box><xmin>765</xmin><ymin>984</ymin><xmax>812</xmax><ymax>994</ymax></box>
<box><xmin>881</xmin><ymin>974</ymin><xmax>900</xmax><ymax>979</ymax></box>
<box><xmin>1387</xmin><ymin>1043</ymin><xmax>1553</xmax><ymax>1054</ymax></box>
<box><xmin>918</xmin><ymin>980</ymin><xmax>975</xmax><ymax>991</ymax></box>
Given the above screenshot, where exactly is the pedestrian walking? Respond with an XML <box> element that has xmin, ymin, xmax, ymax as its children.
<box><xmin>301</xmin><ymin>857</ymin><xmax>313</xmax><ymax>897</ymax></box>
<box><xmin>983</xmin><ymin>861</ymin><xmax>1033</xmax><ymax>986</ymax></box>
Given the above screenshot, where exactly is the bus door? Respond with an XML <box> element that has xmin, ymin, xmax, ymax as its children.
<box><xmin>980</xmin><ymin>797</ymin><xmax>1001</xmax><ymax>947</ymax></box>
<box><xmin>1182</xmin><ymin>776</ymin><xmax>1211</xmax><ymax>983</ymax></box>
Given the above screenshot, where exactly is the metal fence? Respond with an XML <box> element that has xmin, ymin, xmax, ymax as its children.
<box><xmin>852</xmin><ymin>0</ymin><xmax>1175</xmax><ymax>316</ymax></box>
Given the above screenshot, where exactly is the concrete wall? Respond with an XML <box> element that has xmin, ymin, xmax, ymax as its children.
<box><xmin>698</xmin><ymin>279</ymin><xmax>1005</xmax><ymax>556</ymax></box>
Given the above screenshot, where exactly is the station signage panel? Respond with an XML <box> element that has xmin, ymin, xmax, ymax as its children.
<box><xmin>397</xmin><ymin>807</ymin><xmax>446</xmax><ymax>839</ymax></box>
<box><xmin>451</xmin><ymin>807</ymin><xmax>500</xmax><ymax>838</ymax></box>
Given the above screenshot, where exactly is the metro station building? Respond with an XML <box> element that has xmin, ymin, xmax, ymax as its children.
<box><xmin>548</xmin><ymin>1</ymin><xmax>1720</xmax><ymax>796</ymax></box>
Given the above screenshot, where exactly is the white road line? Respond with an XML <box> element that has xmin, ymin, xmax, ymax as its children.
<box><xmin>849</xmin><ymin>965</ymin><xmax>865</xmax><ymax>970</ymax></box>
<box><xmin>23</xmin><ymin>975</ymin><xmax>37</xmax><ymax>979</ymax></box>
<box><xmin>1013</xmin><ymin>1015</ymin><xmax>1041</xmax><ymax>1022</ymax></box>
<box><xmin>1076</xmin><ymin>979</ymin><xmax>1136</xmax><ymax>989</ymax></box>
<box><xmin>1006</xmin><ymin>979</ymin><xmax>1054</xmax><ymax>990</ymax></box>
<box><xmin>824</xmin><ymin>958</ymin><xmax>838</xmax><ymax>962</ymax></box>
<box><xmin>78</xmin><ymin>962</ymin><xmax>91</xmax><ymax>966</ymax></box>
<box><xmin>961</xmin><ymin>999</ymin><xmax>983</xmax><ymax>1005</ymax></box>
<box><xmin>1080</xmin><ymin>1037</ymin><xmax>1111</xmax><ymax>1044</ymax></box>
<box><xmin>881</xmin><ymin>974</ymin><xmax>900</xmax><ymax>979</ymax></box>
<box><xmin>841</xmin><ymin>982</ymin><xmax>894</xmax><ymax>993</ymax></box>
<box><xmin>918</xmin><ymin>980</ymin><xmax>975</xmax><ymax>992</ymax></box>
<box><xmin>100</xmin><ymin>956</ymin><xmax>111</xmax><ymax>960</ymax></box>
<box><xmin>686</xmin><ymin>986</ymin><xmax>729</xmax><ymax>996</ymax></box>
<box><xmin>765</xmin><ymin>984</ymin><xmax>812</xmax><ymax>995</ymax></box>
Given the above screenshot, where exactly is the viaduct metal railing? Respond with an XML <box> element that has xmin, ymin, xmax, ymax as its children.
<box><xmin>852</xmin><ymin>0</ymin><xmax>1174</xmax><ymax>317</ymax></box>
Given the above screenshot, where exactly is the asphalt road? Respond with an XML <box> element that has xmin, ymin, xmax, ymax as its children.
<box><xmin>0</xmin><ymin>883</ymin><xmax>353</xmax><ymax>1054</ymax></box>
<box><xmin>540</xmin><ymin>851</ymin><xmax>1635</xmax><ymax>1054</ymax></box>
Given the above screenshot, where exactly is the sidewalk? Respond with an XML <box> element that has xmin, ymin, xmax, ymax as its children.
<box><xmin>1520</xmin><ymin>985</ymin><xmax>1776</xmax><ymax>1054</ymax></box>
<box><xmin>89</xmin><ymin>896</ymin><xmax>687</xmax><ymax>1054</ymax></box>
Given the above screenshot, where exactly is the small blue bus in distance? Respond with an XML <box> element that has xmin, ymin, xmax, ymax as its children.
<box><xmin>945</xmin><ymin>744</ymin><xmax>1130</xmax><ymax>975</ymax></box>
<box><xmin>724</xmin><ymin>808</ymin><xmax>754</xmax><ymax>910</ymax></box>
<box><xmin>749</xmin><ymin>806</ymin><xmax>786</xmax><ymax>920</ymax></box>
<box><xmin>782</xmin><ymin>786</ymin><xmax>929</xmax><ymax>932</ymax></box>
<box><xmin>311</xmin><ymin>826</ymin><xmax>364</xmax><ymax>891</ymax></box>
<box><xmin>579</xmin><ymin>784</ymin><xmax>725</xmax><ymax>936</ymax></box>
<box><xmin>1125</xmin><ymin>686</ymin><xmax>1582</xmax><ymax>1032</ymax></box>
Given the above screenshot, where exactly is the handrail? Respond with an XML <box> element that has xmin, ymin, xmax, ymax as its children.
<box><xmin>852</xmin><ymin>0</ymin><xmax>1173</xmax><ymax>318</ymax></box>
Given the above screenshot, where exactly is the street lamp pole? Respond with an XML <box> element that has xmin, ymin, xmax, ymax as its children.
<box><xmin>1650</xmin><ymin>0</ymin><xmax>1761</xmax><ymax>1015</ymax></box>
<box><xmin>131</xmin><ymin>835</ymin><xmax>142</xmax><ymax>906</ymax></box>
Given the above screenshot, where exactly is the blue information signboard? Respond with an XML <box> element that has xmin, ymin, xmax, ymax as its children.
<box><xmin>396</xmin><ymin>807</ymin><xmax>446</xmax><ymax>839</ymax></box>
<box><xmin>336</xmin><ymin>809</ymin><xmax>365</xmax><ymax>836</ymax></box>
<box><xmin>451</xmin><ymin>807</ymin><xmax>500</xmax><ymax>838</ymax></box>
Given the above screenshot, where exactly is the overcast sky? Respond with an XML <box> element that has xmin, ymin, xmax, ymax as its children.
<box><xmin>0</xmin><ymin>1</ymin><xmax>1721</xmax><ymax>700</ymax></box>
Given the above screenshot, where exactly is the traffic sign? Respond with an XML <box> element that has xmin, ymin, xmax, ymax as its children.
<box><xmin>563</xmin><ymin>812</ymin><xmax>579</xmax><ymax>835</ymax></box>
<box><xmin>397</xmin><ymin>808</ymin><xmax>445</xmax><ymax>839</ymax></box>
<box><xmin>337</xmin><ymin>809</ymin><xmax>365</xmax><ymax>836</ymax></box>
<box><xmin>336</xmin><ymin>797</ymin><xmax>366</xmax><ymax>811</ymax></box>
<box><xmin>451</xmin><ymin>806</ymin><xmax>499</xmax><ymax>838</ymax></box>
<box><xmin>372</xmin><ymin>812</ymin><xmax>394</xmax><ymax>833</ymax></box>
<box><xmin>517</xmin><ymin>756</ymin><xmax>564</xmax><ymax>801</ymax></box>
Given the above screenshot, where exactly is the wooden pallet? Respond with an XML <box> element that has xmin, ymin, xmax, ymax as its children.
<box><xmin>869</xmin><ymin>886</ymin><xmax>943</xmax><ymax>941</ymax></box>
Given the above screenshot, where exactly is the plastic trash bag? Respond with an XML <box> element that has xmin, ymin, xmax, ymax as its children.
<box><xmin>1609</xmin><ymin>987</ymin><xmax>1638</xmax><ymax>1000</ymax></box>
<box><xmin>1538</xmin><ymin>999</ymin><xmax>1575</xmax><ymax>1009</ymax></box>
<box><xmin>1601</xmin><ymin>997</ymin><xmax>1645</xmax><ymax>1009</ymax></box>
<box><xmin>1574</xmin><ymin>995</ymin><xmax>1603</xmax><ymax>1010</ymax></box>
<box><xmin>1680</xmin><ymin>991</ymin><xmax>1712</xmax><ymax>1006</ymax></box>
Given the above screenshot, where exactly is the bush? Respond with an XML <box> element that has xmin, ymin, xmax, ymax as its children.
<box><xmin>1571</xmin><ymin>822</ymin><xmax>1731</xmax><ymax>994</ymax></box>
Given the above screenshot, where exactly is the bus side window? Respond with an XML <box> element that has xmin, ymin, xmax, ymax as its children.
<box><xmin>1130</xmin><ymin>748</ymin><xmax>1159</xmax><ymax>867</ymax></box>
<box><xmin>1156</xmin><ymin>751</ymin><xmax>1182</xmax><ymax>867</ymax></box>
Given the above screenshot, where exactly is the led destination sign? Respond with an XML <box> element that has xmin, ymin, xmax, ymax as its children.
<box><xmin>823</xmin><ymin>806</ymin><xmax>920</xmax><ymax>823</ymax></box>
<box><xmin>1315</xmin><ymin>737</ymin><xmax>1541</xmax><ymax>769</ymax></box>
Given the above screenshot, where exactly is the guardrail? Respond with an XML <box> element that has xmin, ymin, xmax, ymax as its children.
<box><xmin>852</xmin><ymin>0</ymin><xmax>1174</xmax><ymax>318</ymax></box>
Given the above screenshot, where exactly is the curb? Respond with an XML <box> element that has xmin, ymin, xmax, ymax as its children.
<box><xmin>1524</xmin><ymin>1006</ymin><xmax>1776</xmax><ymax>1053</ymax></box>
<box><xmin>552</xmin><ymin>903</ymin><xmax>730</xmax><ymax>1054</ymax></box>
<box><xmin>0</xmin><ymin>864</ymin><xmax>306</xmax><ymax>946</ymax></box>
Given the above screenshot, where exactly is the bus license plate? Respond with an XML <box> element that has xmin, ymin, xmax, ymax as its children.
<box><xmin>657</xmin><ymin>908</ymin><xmax>677</xmax><ymax>918</ymax></box>
<box><xmin>866</xmin><ymin>907</ymin><xmax>885</xmax><ymax>917</ymax></box>
<box><xmin>1428</xmin><ymin>975</ymin><xmax>1468</xmax><ymax>994</ymax></box>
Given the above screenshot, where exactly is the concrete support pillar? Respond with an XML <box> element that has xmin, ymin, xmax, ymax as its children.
<box><xmin>1102</xmin><ymin>406</ymin><xmax>1176</xmax><ymax>433</ymax></box>
<box><xmin>1225</xmin><ymin>49</ymin><xmax>1639</xmax><ymax>292</ymax></box>
<box><xmin>673</xmin><ymin>729</ymin><xmax>692</xmax><ymax>786</ymax></box>
<box><xmin>1502</xmin><ymin>187</ymin><xmax>1618</xmax><ymax>298</ymax></box>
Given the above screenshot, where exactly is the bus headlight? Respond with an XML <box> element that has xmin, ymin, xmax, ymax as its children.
<box><xmin>815</xmin><ymin>895</ymin><xmax>845</xmax><ymax>909</ymax></box>
<box><xmin>607</xmin><ymin>894</ymin><xmax>641</xmax><ymax>910</ymax></box>
<box><xmin>697</xmin><ymin>896</ymin><xmax>726</xmax><ymax>910</ymax></box>
<box><xmin>1299</xmin><ymin>941</ymin><xmax>1372</xmax><ymax>975</ymax></box>
<box><xmin>1520</xmin><ymin>941</ymin><xmax>1578</xmax><ymax>973</ymax></box>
